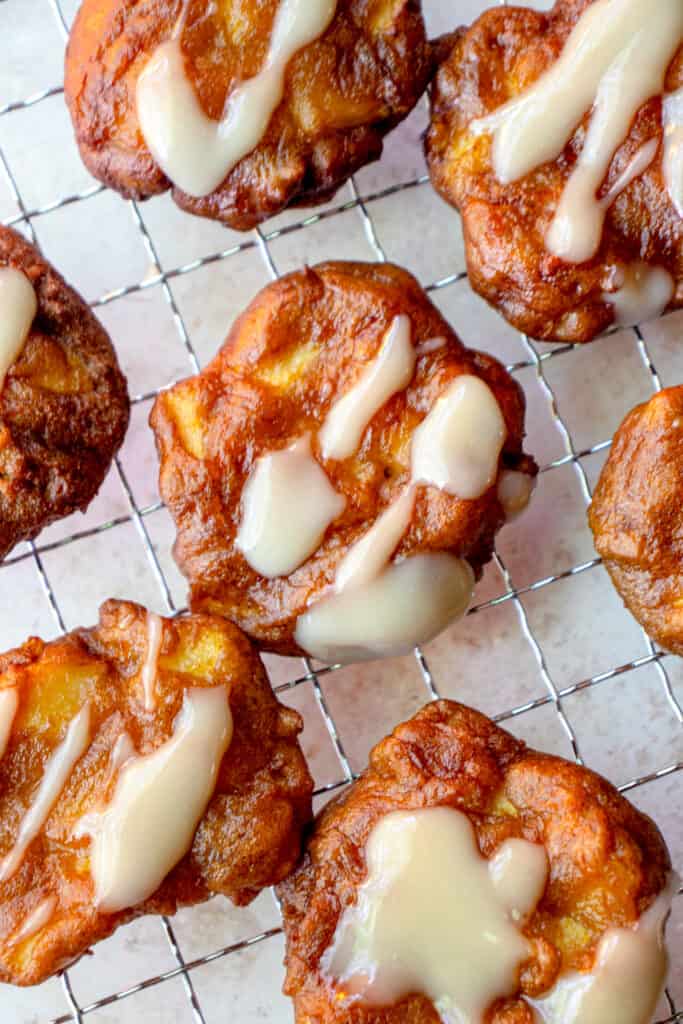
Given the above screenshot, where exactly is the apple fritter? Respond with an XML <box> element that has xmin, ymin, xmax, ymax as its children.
<box><xmin>277</xmin><ymin>700</ymin><xmax>674</xmax><ymax>1023</ymax></box>
<box><xmin>426</xmin><ymin>0</ymin><xmax>683</xmax><ymax>343</ymax></box>
<box><xmin>65</xmin><ymin>0</ymin><xmax>432</xmax><ymax>230</ymax></box>
<box><xmin>589</xmin><ymin>386</ymin><xmax>683</xmax><ymax>655</ymax></box>
<box><xmin>0</xmin><ymin>226</ymin><xmax>129</xmax><ymax>560</ymax></box>
<box><xmin>150</xmin><ymin>261</ymin><xmax>537</xmax><ymax>661</ymax></box>
<box><xmin>0</xmin><ymin>599</ymin><xmax>312</xmax><ymax>986</ymax></box>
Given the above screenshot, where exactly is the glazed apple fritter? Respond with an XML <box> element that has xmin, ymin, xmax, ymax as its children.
<box><xmin>150</xmin><ymin>261</ymin><xmax>537</xmax><ymax>658</ymax></box>
<box><xmin>426</xmin><ymin>0</ymin><xmax>683</xmax><ymax>343</ymax></box>
<box><xmin>0</xmin><ymin>226</ymin><xmax>129</xmax><ymax>560</ymax></box>
<box><xmin>277</xmin><ymin>700</ymin><xmax>673</xmax><ymax>1023</ymax></box>
<box><xmin>65</xmin><ymin>0</ymin><xmax>432</xmax><ymax>230</ymax></box>
<box><xmin>589</xmin><ymin>386</ymin><xmax>683</xmax><ymax>655</ymax></box>
<box><xmin>0</xmin><ymin>600</ymin><xmax>312</xmax><ymax>986</ymax></box>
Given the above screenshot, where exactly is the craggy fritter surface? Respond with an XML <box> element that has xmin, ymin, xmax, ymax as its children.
<box><xmin>65</xmin><ymin>0</ymin><xmax>432</xmax><ymax>230</ymax></box>
<box><xmin>151</xmin><ymin>261</ymin><xmax>537</xmax><ymax>656</ymax></box>
<box><xmin>0</xmin><ymin>599</ymin><xmax>312</xmax><ymax>986</ymax></box>
<box><xmin>426</xmin><ymin>0</ymin><xmax>683</xmax><ymax>343</ymax></box>
<box><xmin>277</xmin><ymin>699</ymin><xmax>672</xmax><ymax>1023</ymax></box>
<box><xmin>0</xmin><ymin>226</ymin><xmax>129</xmax><ymax>560</ymax></box>
<box><xmin>589</xmin><ymin>387</ymin><xmax>683</xmax><ymax>655</ymax></box>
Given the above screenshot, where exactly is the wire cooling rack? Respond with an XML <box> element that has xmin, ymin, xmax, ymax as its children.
<box><xmin>0</xmin><ymin>0</ymin><xmax>681</xmax><ymax>1021</ymax></box>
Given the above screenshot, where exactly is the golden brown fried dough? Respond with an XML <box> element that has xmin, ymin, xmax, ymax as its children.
<box><xmin>277</xmin><ymin>699</ymin><xmax>672</xmax><ymax>1023</ymax></box>
<box><xmin>0</xmin><ymin>600</ymin><xmax>312</xmax><ymax>986</ymax></box>
<box><xmin>65</xmin><ymin>0</ymin><xmax>432</xmax><ymax>230</ymax></box>
<box><xmin>589</xmin><ymin>386</ymin><xmax>683</xmax><ymax>654</ymax></box>
<box><xmin>150</xmin><ymin>261</ymin><xmax>537</xmax><ymax>656</ymax></box>
<box><xmin>0</xmin><ymin>226</ymin><xmax>129</xmax><ymax>560</ymax></box>
<box><xmin>425</xmin><ymin>0</ymin><xmax>683</xmax><ymax>343</ymax></box>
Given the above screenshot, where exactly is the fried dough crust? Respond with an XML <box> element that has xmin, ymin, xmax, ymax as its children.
<box><xmin>0</xmin><ymin>600</ymin><xmax>312</xmax><ymax>986</ymax></box>
<box><xmin>277</xmin><ymin>700</ymin><xmax>671</xmax><ymax>1023</ymax></box>
<box><xmin>425</xmin><ymin>0</ymin><xmax>683</xmax><ymax>343</ymax></box>
<box><xmin>65</xmin><ymin>0</ymin><xmax>432</xmax><ymax>230</ymax></box>
<box><xmin>589</xmin><ymin>387</ymin><xmax>683</xmax><ymax>654</ymax></box>
<box><xmin>0</xmin><ymin>226</ymin><xmax>129</xmax><ymax>560</ymax></box>
<box><xmin>150</xmin><ymin>261</ymin><xmax>537</xmax><ymax>656</ymax></box>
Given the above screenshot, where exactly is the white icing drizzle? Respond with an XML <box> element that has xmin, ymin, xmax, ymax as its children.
<box><xmin>294</xmin><ymin>552</ymin><xmax>474</xmax><ymax>664</ymax></box>
<box><xmin>106</xmin><ymin>732</ymin><xmax>136</xmax><ymax>784</ymax></box>
<box><xmin>295</xmin><ymin>372</ymin><xmax>507</xmax><ymax>662</ymax></box>
<box><xmin>411</xmin><ymin>376</ymin><xmax>507</xmax><ymax>501</ymax></box>
<box><xmin>545</xmin><ymin>118</ymin><xmax>660</xmax><ymax>265</ymax></box>
<box><xmin>10</xmin><ymin>895</ymin><xmax>57</xmax><ymax>948</ymax></box>
<box><xmin>140</xmin><ymin>612</ymin><xmax>163</xmax><ymax>712</ymax></box>
<box><xmin>599</xmin><ymin>140</ymin><xmax>658</xmax><ymax>210</ymax></box>
<box><xmin>74</xmin><ymin>687</ymin><xmax>231</xmax><ymax>913</ymax></box>
<box><xmin>530</xmin><ymin>872</ymin><xmax>679</xmax><ymax>1024</ymax></box>
<box><xmin>472</xmin><ymin>0</ymin><xmax>683</xmax><ymax>264</ymax></box>
<box><xmin>0</xmin><ymin>689</ymin><xmax>18</xmax><ymax>761</ymax></box>
<box><xmin>137</xmin><ymin>0</ymin><xmax>337</xmax><ymax>198</ymax></box>
<box><xmin>663</xmin><ymin>87</ymin><xmax>683</xmax><ymax>218</ymax></box>
<box><xmin>70</xmin><ymin>730</ymin><xmax>134</xmax><ymax>828</ymax></box>
<box><xmin>0</xmin><ymin>267</ymin><xmax>37</xmax><ymax>389</ymax></box>
<box><xmin>324</xmin><ymin>808</ymin><xmax>548</xmax><ymax>1020</ymax></box>
<box><xmin>334</xmin><ymin>486</ymin><xmax>416</xmax><ymax>594</ymax></box>
<box><xmin>488</xmin><ymin>838</ymin><xmax>549</xmax><ymax>924</ymax></box>
<box><xmin>237</xmin><ymin>315</ymin><xmax>414</xmax><ymax>582</ymax></box>
<box><xmin>497</xmin><ymin>470</ymin><xmax>535</xmax><ymax>522</ymax></box>
<box><xmin>416</xmin><ymin>337</ymin><xmax>447</xmax><ymax>357</ymax></box>
<box><xmin>319</xmin><ymin>316</ymin><xmax>416</xmax><ymax>462</ymax></box>
<box><xmin>603</xmin><ymin>262</ymin><xmax>675</xmax><ymax>326</ymax></box>
<box><xmin>236</xmin><ymin>434</ymin><xmax>345</xmax><ymax>578</ymax></box>
<box><xmin>0</xmin><ymin>703</ymin><xmax>91</xmax><ymax>883</ymax></box>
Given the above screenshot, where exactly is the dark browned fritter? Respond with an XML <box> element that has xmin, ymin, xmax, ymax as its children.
<box><xmin>64</xmin><ymin>0</ymin><xmax>432</xmax><ymax>230</ymax></box>
<box><xmin>150</xmin><ymin>261</ymin><xmax>537</xmax><ymax>656</ymax></box>
<box><xmin>0</xmin><ymin>226</ymin><xmax>129</xmax><ymax>560</ymax></box>
<box><xmin>426</xmin><ymin>0</ymin><xmax>683</xmax><ymax>343</ymax></box>
<box><xmin>277</xmin><ymin>699</ymin><xmax>672</xmax><ymax>1023</ymax></box>
<box><xmin>589</xmin><ymin>386</ymin><xmax>683</xmax><ymax>655</ymax></box>
<box><xmin>0</xmin><ymin>599</ymin><xmax>312</xmax><ymax>986</ymax></box>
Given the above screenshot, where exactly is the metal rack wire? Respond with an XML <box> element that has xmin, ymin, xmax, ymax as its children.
<box><xmin>0</xmin><ymin>0</ymin><xmax>681</xmax><ymax>1020</ymax></box>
